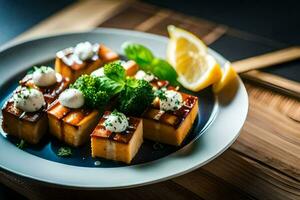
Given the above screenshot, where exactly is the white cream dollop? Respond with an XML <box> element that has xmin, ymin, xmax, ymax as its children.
<box><xmin>73</xmin><ymin>41</ymin><xmax>94</xmax><ymax>61</ymax></box>
<box><xmin>104</xmin><ymin>111</ymin><xmax>128</xmax><ymax>132</ymax></box>
<box><xmin>32</xmin><ymin>66</ymin><xmax>57</xmax><ymax>87</ymax></box>
<box><xmin>135</xmin><ymin>70</ymin><xmax>155</xmax><ymax>82</ymax></box>
<box><xmin>91</xmin><ymin>67</ymin><xmax>104</xmax><ymax>77</ymax></box>
<box><xmin>58</xmin><ymin>88</ymin><xmax>85</xmax><ymax>109</ymax></box>
<box><xmin>13</xmin><ymin>87</ymin><xmax>45</xmax><ymax>112</ymax></box>
<box><xmin>159</xmin><ymin>90</ymin><xmax>183</xmax><ymax>111</ymax></box>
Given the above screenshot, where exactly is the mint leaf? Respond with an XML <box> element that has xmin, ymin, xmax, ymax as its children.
<box><xmin>151</xmin><ymin>58</ymin><xmax>178</xmax><ymax>85</ymax></box>
<box><xmin>122</xmin><ymin>42</ymin><xmax>154</xmax><ymax>71</ymax></box>
<box><xmin>122</xmin><ymin>42</ymin><xmax>179</xmax><ymax>85</ymax></box>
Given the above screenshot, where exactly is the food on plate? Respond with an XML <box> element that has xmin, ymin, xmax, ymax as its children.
<box><xmin>91</xmin><ymin>60</ymin><xmax>139</xmax><ymax>77</ymax></box>
<box><xmin>1</xmin><ymin>26</ymin><xmax>233</xmax><ymax>164</ymax></box>
<box><xmin>122</xmin><ymin>42</ymin><xmax>178</xmax><ymax>85</ymax></box>
<box><xmin>142</xmin><ymin>88</ymin><xmax>198</xmax><ymax>146</ymax></box>
<box><xmin>91</xmin><ymin>61</ymin><xmax>155</xmax><ymax>115</ymax></box>
<box><xmin>121</xmin><ymin>60</ymin><xmax>139</xmax><ymax>76</ymax></box>
<box><xmin>167</xmin><ymin>25</ymin><xmax>222</xmax><ymax>92</ymax></box>
<box><xmin>115</xmin><ymin>77</ymin><xmax>154</xmax><ymax>116</ymax></box>
<box><xmin>55</xmin><ymin>41</ymin><xmax>119</xmax><ymax>83</ymax></box>
<box><xmin>47</xmin><ymin>87</ymin><xmax>101</xmax><ymax>147</ymax></box>
<box><xmin>1</xmin><ymin>66</ymin><xmax>69</xmax><ymax>144</ymax></box>
<box><xmin>213</xmin><ymin>62</ymin><xmax>238</xmax><ymax>93</ymax></box>
<box><xmin>2</xmin><ymin>87</ymin><xmax>48</xmax><ymax>144</ymax></box>
<box><xmin>47</xmin><ymin>60</ymin><xmax>155</xmax><ymax>147</ymax></box>
<box><xmin>20</xmin><ymin>66</ymin><xmax>70</xmax><ymax>104</ymax></box>
<box><xmin>91</xmin><ymin>111</ymin><xmax>143</xmax><ymax>164</ymax></box>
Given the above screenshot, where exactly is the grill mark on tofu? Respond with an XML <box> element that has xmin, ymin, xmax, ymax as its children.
<box><xmin>91</xmin><ymin>111</ymin><xmax>140</xmax><ymax>144</ymax></box>
<box><xmin>142</xmin><ymin>94</ymin><xmax>198</xmax><ymax>129</ymax></box>
<box><xmin>47</xmin><ymin>100</ymin><xmax>71</xmax><ymax>120</ymax></box>
<box><xmin>62</xmin><ymin>109</ymin><xmax>93</xmax><ymax>126</ymax></box>
<box><xmin>47</xmin><ymin>100</ymin><xmax>94</xmax><ymax>127</ymax></box>
<box><xmin>2</xmin><ymin>100</ymin><xmax>46</xmax><ymax>122</ymax></box>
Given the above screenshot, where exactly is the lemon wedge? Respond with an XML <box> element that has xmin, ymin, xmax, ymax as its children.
<box><xmin>167</xmin><ymin>25</ymin><xmax>222</xmax><ymax>92</ymax></box>
<box><xmin>213</xmin><ymin>62</ymin><xmax>238</xmax><ymax>93</ymax></box>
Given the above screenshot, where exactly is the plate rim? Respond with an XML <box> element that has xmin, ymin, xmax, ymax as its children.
<box><xmin>0</xmin><ymin>28</ymin><xmax>249</xmax><ymax>189</ymax></box>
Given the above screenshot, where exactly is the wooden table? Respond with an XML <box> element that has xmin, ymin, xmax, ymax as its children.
<box><xmin>1</xmin><ymin>1</ymin><xmax>300</xmax><ymax>199</ymax></box>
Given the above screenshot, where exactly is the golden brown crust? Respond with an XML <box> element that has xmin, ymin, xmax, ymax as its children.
<box><xmin>55</xmin><ymin>44</ymin><xmax>119</xmax><ymax>83</ymax></box>
<box><xmin>47</xmin><ymin>100</ymin><xmax>101</xmax><ymax>146</ymax></box>
<box><xmin>141</xmin><ymin>91</ymin><xmax>198</xmax><ymax>146</ymax></box>
<box><xmin>91</xmin><ymin>111</ymin><xmax>141</xmax><ymax>144</ymax></box>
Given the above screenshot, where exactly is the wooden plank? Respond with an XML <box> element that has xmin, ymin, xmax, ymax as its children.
<box><xmin>0</xmin><ymin>169</ymin><xmax>203</xmax><ymax>200</ymax></box>
<box><xmin>144</xmin><ymin>12</ymin><xmax>220</xmax><ymax>40</ymax></box>
<box><xmin>100</xmin><ymin>2</ymin><xmax>158</xmax><ymax>29</ymax></box>
<box><xmin>232</xmin><ymin>47</ymin><xmax>300</xmax><ymax>73</ymax></box>
<box><xmin>134</xmin><ymin>9</ymin><xmax>172</xmax><ymax>32</ymax></box>
<box><xmin>202</xmin><ymin>150</ymin><xmax>300</xmax><ymax>200</ymax></box>
<box><xmin>173</xmin><ymin>83</ymin><xmax>300</xmax><ymax>199</ymax></box>
<box><xmin>99</xmin><ymin>2</ymin><xmax>221</xmax><ymax>40</ymax></box>
<box><xmin>9</xmin><ymin>0</ymin><xmax>132</xmax><ymax>44</ymax></box>
<box><xmin>233</xmin><ymin>96</ymin><xmax>300</xmax><ymax>179</ymax></box>
<box><xmin>241</xmin><ymin>70</ymin><xmax>300</xmax><ymax>99</ymax></box>
<box><xmin>173</xmin><ymin>168</ymin><xmax>254</xmax><ymax>200</ymax></box>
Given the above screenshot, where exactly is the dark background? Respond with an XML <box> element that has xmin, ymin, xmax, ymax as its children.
<box><xmin>1</xmin><ymin>0</ymin><xmax>300</xmax><ymax>199</ymax></box>
<box><xmin>2</xmin><ymin>0</ymin><xmax>300</xmax><ymax>46</ymax></box>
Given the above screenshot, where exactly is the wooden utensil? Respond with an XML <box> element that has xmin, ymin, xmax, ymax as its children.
<box><xmin>232</xmin><ymin>47</ymin><xmax>300</xmax><ymax>99</ymax></box>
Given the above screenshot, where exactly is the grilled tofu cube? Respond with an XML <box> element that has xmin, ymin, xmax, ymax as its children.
<box><xmin>122</xmin><ymin>60</ymin><xmax>139</xmax><ymax>76</ymax></box>
<box><xmin>91</xmin><ymin>111</ymin><xmax>143</xmax><ymax>164</ymax></box>
<box><xmin>1</xmin><ymin>74</ymin><xmax>69</xmax><ymax>144</ymax></box>
<box><xmin>47</xmin><ymin>100</ymin><xmax>101</xmax><ymax>147</ymax></box>
<box><xmin>55</xmin><ymin>44</ymin><xmax>119</xmax><ymax>83</ymax></box>
<box><xmin>2</xmin><ymin>100</ymin><xmax>48</xmax><ymax>144</ymax></box>
<box><xmin>142</xmin><ymin>92</ymin><xmax>198</xmax><ymax>146</ymax></box>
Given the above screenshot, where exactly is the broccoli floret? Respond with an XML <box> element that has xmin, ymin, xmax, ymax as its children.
<box><xmin>117</xmin><ymin>78</ymin><xmax>155</xmax><ymax>116</ymax></box>
<box><xmin>103</xmin><ymin>61</ymin><xmax>126</xmax><ymax>82</ymax></box>
<box><xmin>71</xmin><ymin>75</ymin><xmax>110</xmax><ymax>109</ymax></box>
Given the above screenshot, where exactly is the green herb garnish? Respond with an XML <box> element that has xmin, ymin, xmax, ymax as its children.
<box><xmin>17</xmin><ymin>139</ymin><xmax>25</xmax><ymax>149</ymax></box>
<box><xmin>71</xmin><ymin>75</ymin><xmax>111</xmax><ymax>109</ymax></box>
<box><xmin>71</xmin><ymin>61</ymin><xmax>155</xmax><ymax>115</ymax></box>
<box><xmin>122</xmin><ymin>42</ymin><xmax>154</xmax><ymax>70</ymax></box>
<box><xmin>26</xmin><ymin>66</ymin><xmax>51</xmax><ymax>74</ymax></box>
<box><xmin>103</xmin><ymin>61</ymin><xmax>126</xmax><ymax>83</ymax></box>
<box><xmin>57</xmin><ymin>147</ymin><xmax>72</xmax><ymax>157</ymax></box>
<box><xmin>154</xmin><ymin>88</ymin><xmax>167</xmax><ymax>100</ymax></box>
<box><xmin>117</xmin><ymin>78</ymin><xmax>154</xmax><ymax>115</ymax></box>
<box><xmin>122</xmin><ymin>42</ymin><xmax>178</xmax><ymax>85</ymax></box>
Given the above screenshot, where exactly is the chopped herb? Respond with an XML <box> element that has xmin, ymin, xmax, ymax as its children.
<box><xmin>57</xmin><ymin>147</ymin><xmax>72</xmax><ymax>157</ymax></box>
<box><xmin>117</xmin><ymin>117</ymin><xmax>122</xmax><ymax>123</ymax></box>
<box><xmin>154</xmin><ymin>88</ymin><xmax>167</xmax><ymax>100</ymax></box>
<box><xmin>17</xmin><ymin>139</ymin><xmax>25</xmax><ymax>149</ymax></box>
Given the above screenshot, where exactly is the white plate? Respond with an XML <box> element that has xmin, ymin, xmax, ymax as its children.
<box><xmin>0</xmin><ymin>28</ymin><xmax>248</xmax><ymax>189</ymax></box>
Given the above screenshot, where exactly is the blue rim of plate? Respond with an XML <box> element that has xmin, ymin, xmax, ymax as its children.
<box><xmin>0</xmin><ymin>28</ymin><xmax>248</xmax><ymax>189</ymax></box>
